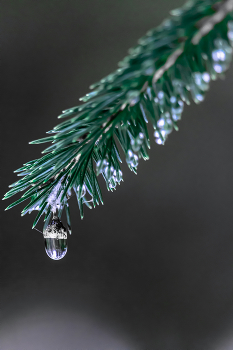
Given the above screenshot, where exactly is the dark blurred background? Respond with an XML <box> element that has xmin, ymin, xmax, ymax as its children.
<box><xmin>2</xmin><ymin>0</ymin><xmax>233</xmax><ymax>349</ymax></box>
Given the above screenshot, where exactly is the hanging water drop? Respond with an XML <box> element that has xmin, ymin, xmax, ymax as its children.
<box><xmin>126</xmin><ymin>150</ymin><xmax>138</xmax><ymax>168</ymax></box>
<box><xmin>171</xmin><ymin>99</ymin><xmax>183</xmax><ymax>117</ymax></box>
<box><xmin>193</xmin><ymin>72</ymin><xmax>210</xmax><ymax>91</ymax></box>
<box><xmin>114</xmin><ymin>169</ymin><xmax>123</xmax><ymax>183</ymax></box>
<box><xmin>43</xmin><ymin>216</ymin><xmax>68</xmax><ymax>260</ymax></box>
<box><xmin>131</xmin><ymin>132</ymin><xmax>144</xmax><ymax>152</ymax></box>
<box><xmin>155</xmin><ymin>138</ymin><xmax>164</xmax><ymax>145</ymax></box>
<box><xmin>96</xmin><ymin>159</ymin><xmax>109</xmax><ymax>174</ymax></box>
<box><xmin>212</xmin><ymin>39</ymin><xmax>232</xmax><ymax>73</ymax></box>
<box><xmin>104</xmin><ymin>165</ymin><xmax>115</xmax><ymax>181</ymax></box>
<box><xmin>109</xmin><ymin>177</ymin><xmax>117</xmax><ymax>189</ymax></box>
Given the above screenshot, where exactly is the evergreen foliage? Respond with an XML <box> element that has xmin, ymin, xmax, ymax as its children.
<box><xmin>3</xmin><ymin>0</ymin><xmax>233</xmax><ymax>233</ymax></box>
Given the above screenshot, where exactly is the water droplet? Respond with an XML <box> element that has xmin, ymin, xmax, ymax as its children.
<box><xmin>213</xmin><ymin>64</ymin><xmax>226</xmax><ymax>73</ymax></box>
<box><xmin>202</xmin><ymin>72</ymin><xmax>210</xmax><ymax>83</ymax></box>
<box><xmin>96</xmin><ymin>159</ymin><xmax>109</xmax><ymax>174</ymax></box>
<box><xmin>193</xmin><ymin>72</ymin><xmax>210</xmax><ymax>91</ymax></box>
<box><xmin>104</xmin><ymin>166</ymin><xmax>115</xmax><ymax>181</ymax></box>
<box><xmin>212</xmin><ymin>49</ymin><xmax>226</xmax><ymax>62</ymax></box>
<box><xmin>172</xmin><ymin>114</ymin><xmax>181</xmax><ymax>121</ymax></box>
<box><xmin>154</xmin><ymin>130</ymin><xmax>167</xmax><ymax>138</ymax></box>
<box><xmin>196</xmin><ymin>94</ymin><xmax>204</xmax><ymax>102</ymax></box>
<box><xmin>126</xmin><ymin>150</ymin><xmax>138</xmax><ymax>168</ymax></box>
<box><xmin>109</xmin><ymin>177</ymin><xmax>117</xmax><ymax>189</ymax></box>
<box><xmin>212</xmin><ymin>39</ymin><xmax>232</xmax><ymax>73</ymax></box>
<box><xmin>170</xmin><ymin>96</ymin><xmax>177</xmax><ymax>104</ymax></box>
<box><xmin>43</xmin><ymin>216</ymin><xmax>68</xmax><ymax>260</ymax></box>
<box><xmin>131</xmin><ymin>132</ymin><xmax>144</xmax><ymax>152</ymax></box>
<box><xmin>155</xmin><ymin>138</ymin><xmax>164</xmax><ymax>145</ymax></box>
<box><xmin>171</xmin><ymin>104</ymin><xmax>183</xmax><ymax>115</ymax></box>
<box><xmin>114</xmin><ymin>170</ymin><xmax>123</xmax><ymax>183</ymax></box>
<box><xmin>45</xmin><ymin>238</ymin><xmax>67</xmax><ymax>260</ymax></box>
<box><xmin>158</xmin><ymin>91</ymin><xmax>164</xmax><ymax>100</ymax></box>
<box><xmin>157</xmin><ymin>118</ymin><xmax>165</xmax><ymax>127</ymax></box>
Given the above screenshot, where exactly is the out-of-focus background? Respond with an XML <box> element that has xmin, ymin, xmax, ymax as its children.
<box><xmin>1</xmin><ymin>1</ymin><xmax>233</xmax><ymax>349</ymax></box>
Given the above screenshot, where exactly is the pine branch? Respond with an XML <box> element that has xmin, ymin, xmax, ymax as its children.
<box><xmin>3</xmin><ymin>0</ymin><xmax>233</xmax><ymax>234</ymax></box>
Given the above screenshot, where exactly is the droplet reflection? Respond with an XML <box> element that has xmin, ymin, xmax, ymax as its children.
<box><xmin>45</xmin><ymin>237</ymin><xmax>67</xmax><ymax>260</ymax></box>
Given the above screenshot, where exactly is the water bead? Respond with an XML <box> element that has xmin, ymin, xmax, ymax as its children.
<box><xmin>104</xmin><ymin>166</ymin><xmax>115</xmax><ymax>181</ymax></box>
<box><xmin>157</xmin><ymin>118</ymin><xmax>165</xmax><ymax>127</ymax></box>
<box><xmin>114</xmin><ymin>169</ymin><xmax>123</xmax><ymax>183</ymax></box>
<box><xmin>172</xmin><ymin>114</ymin><xmax>181</xmax><ymax>121</ymax></box>
<box><xmin>109</xmin><ymin>177</ymin><xmax>117</xmax><ymax>189</ymax></box>
<box><xmin>157</xmin><ymin>91</ymin><xmax>165</xmax><ymax>105</ymax></box>
<box><xmin>202</xmin><ymin>72</ymin><xmax>210</xmax><ymax>83</ymax></box>
<box><xmin>158</xmin><ymin>91</ymin><xmax>164</xmax><ymax>99</ymax></box>
<box><xmin>155</xmin><ymin>138</ymin><xmax>164</xmax><ymax>145</ymax></box>
<box><xmin>171</xmin><ymin>100</ymin><xmax>184</xmax><ymax>115</ymax></box>
<box><xmin>212</xmin><ymin>49</ymin><xmax>226</xmax><ymax>62</ymax></box>
<box><xmin>213</xmin><ymin>64</ymin><xmax>225</xmax><ymax>73</ymax></box>
<box><xmin>96</xmin><ymin>160</ymin><xmax>101</xmax><ymax>170</ymax></box>
<box><xmin>43</xmin><ymin>216</ymin><xmax>68</xmax><ymax>261</ymax></box>
<box><xmin>196</xmin><ymin>94</ymin><xmax>204</xmax><ymax>102</ymax></box>
<box><xmin>162</xmin><ymin>124</ymin><xmax>173</xmax><ymax>136</ymax></box>
<box><xmin>192</xmin><ymin>73</ymin><xmax>201</xmax><ymax>86</ymax></box>
<box><xmin>131</xmin><ymin>132</ymin><xmax>144</xmax><ymax>152</ymax></box>
<box><xmin>190</xmin><ymin>82</ymin><xmax>205</xmax><ymax>103</ymax></box>
<box><xmin>126</xmin><ymin>150</ymin><xmax>139</xmax><ymax>168</ymax></box>
<box><xmin>212</xmin><ymin>39</ymin><xmax>232</xmax><ymax>73</ymax></box>
<box><xmin>45</xmin><ymin>237</ymin><xmax>67</xmax><ymax>260</ymax></box>
<box><xmin>170</xmin><ymin>96</ymin><xmax>177</xmax><ymax>104</ymax></box>
<box><xmin>154</xmin><ymin>130</ymin><xmax>167</xmax><ymax>138</ymax></box>
<box><xmin>96</xmin><ymin>159</ymin><xmax>109</xmax><ymax>173</ymax></box>
<box><xmin>131</xmin><ymin>139</ymin><xmax>139</xmax><ymax>152</ymax></box>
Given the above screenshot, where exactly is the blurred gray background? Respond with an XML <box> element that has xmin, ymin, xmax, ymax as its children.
<box><xmin>1</xmin><ymin>0</ymin><xmax>233</xmax><ymax>349</ymax></box>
